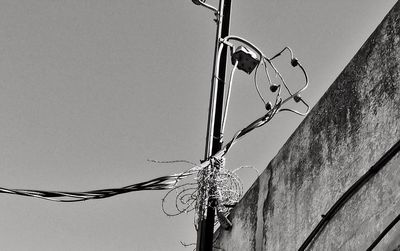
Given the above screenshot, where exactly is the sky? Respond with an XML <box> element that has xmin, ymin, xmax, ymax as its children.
<box><xmin>0</xmin><ymin>1</ymin><xmax>397</xmax><ymax>250</ymax></box>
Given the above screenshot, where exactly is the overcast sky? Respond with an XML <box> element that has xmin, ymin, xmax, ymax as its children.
<box><xmin>0</xmin><ymin>1</ymin><xmax>397</xmax><ymax>250</ymax></box>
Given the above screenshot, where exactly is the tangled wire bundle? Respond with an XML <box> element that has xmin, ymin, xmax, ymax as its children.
<box><xmin>160</xmin><ymin>157</ymin><xmax>248</xmax><ymax>228</ymax></box>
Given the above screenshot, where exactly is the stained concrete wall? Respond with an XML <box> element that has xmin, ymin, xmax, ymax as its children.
<box><xmin>214</xmin><ymin>1</ymin><xmax>400</xmax><ymax>250</ymax></box>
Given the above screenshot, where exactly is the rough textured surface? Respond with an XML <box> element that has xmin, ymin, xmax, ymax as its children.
<box><xmin>214</xmin><ymin>179</ymin><xmax>260</xmax><ymax>251</ymax></box>
<box><xmin>214</xmin><ymin>1</ymin><xmax>400</xmax><ymax>250</ymax></box>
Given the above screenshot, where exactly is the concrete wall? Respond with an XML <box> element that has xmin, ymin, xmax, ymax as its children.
<box><xmin>214</xmin><ymin>1</ymin><xmax>400</xmax><ymax>250</ymax></box>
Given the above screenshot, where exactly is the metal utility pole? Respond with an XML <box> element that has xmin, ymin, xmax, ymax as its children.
<box><xmin>196</xmin><ymin>0</ymin><xmax>232</xmax><ymax>250</ymax></box>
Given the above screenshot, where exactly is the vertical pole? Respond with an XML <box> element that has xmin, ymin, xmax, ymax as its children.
<box><xmin>197</xmin><ymin>0</ymin><xmax>232</xmax><ymax>250</ymax></box>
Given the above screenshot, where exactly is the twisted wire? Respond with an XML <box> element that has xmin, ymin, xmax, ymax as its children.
<box><xmin>0</xmin><ymin>172</ymin><xmax>190</xmax><ymax>202</ymax></box>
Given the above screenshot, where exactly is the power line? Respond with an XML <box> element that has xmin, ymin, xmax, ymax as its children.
<box><xmin>0</xmin><ymin>172</ymin><xmax>190</xmax><ymax>202</ymax></box>
<box><xmin>366</xmin><ymin>212</ymin><xmax>400</xmax><ymax>251</ymax></box>
<box><xmin>298</xmin><ymin>139</ymin><xmax>400</xmax><ymax>251</ymax></box>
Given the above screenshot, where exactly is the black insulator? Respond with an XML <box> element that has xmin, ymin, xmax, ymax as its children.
<box><xmin>265</xmin><ymin>101</ymin><xmax>272</xmax><ymax>110</ymax></box>
<box><xmin>294</xmin><ymin>94</ymin><xmax>301</xmax><ymax>103</ymax></box>
<box><xmin>291</xmin><ymin>58</ymin><xmax>299</xmax><ymax>67</ymax></box>
<box><xmin>270</xmin><ymin>84</ymin><xmax>279</xmax><ymax>92</ymax></box>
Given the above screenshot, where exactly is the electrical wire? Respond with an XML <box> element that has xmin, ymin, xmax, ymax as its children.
<box><xmin>0</xmin><ymin>170</ymin><xmax>198</xmax><ymax>202</ymax></box>
<box><xmin>220</xmin><ymin>37</ymin><xmax>305</xmax><ymax>99</ymax></box>
<box><xmin>263</xmin><ymin>57</ymin><xmax>293</xmax><ymax>96</ymax></box>
<box><xmin>366</xmin><ymin>212</ymin><xmax>400</xmax><ymax>251</ymax></box>
<box><xmin>221</xmin><ymin>60</ymin><xmax>238</xmax><ymax>133</ymax></box>
<box><xmin>0</xmin><ymin>104</ymin><xmax>281</xmax><ymax>204</ymax></box>
<box><xmin>270</xmin><ymin>46</ymin><xmax>294</xmax><ymax>61</ymax></box>
<box><xmin>221</xmin><ymin>36</ymin><xmax>265</xmax><ymax>59</ymax></box>
<box><xmin>219</xmin><ymin>35</ymin><xmax>310</xmax><ymax>115</ymax></box>
<box><xmin>0</xmin><ymin>37</ymin><xmax>310</xmax><ymax>238</ymax></box>
<box><xmin>147</xmin><ymin>159</ymin><xmax>199</xmax><ymax>167</ymax></box>
<box><xmin>197</xmin><ymin>1</ymin><xmax>219</xmax><ymax>14</ymax></box>
<box><xmin>298</xmin><ymin>139</ymin><xmax>400</xmax><ymax>251</ymax></box>
<box><xmin>261</xmin><ymin>59</ymin><xmax>276</xmax><ymax>97</ymax></box>
<box><xmin>253</xmin><ymin>61</ymin><xmax>268</xmax><ymax>106</ymax></box>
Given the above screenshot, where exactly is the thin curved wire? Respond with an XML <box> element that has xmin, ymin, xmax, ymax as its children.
<box><xmin>261</xmin><ymin>59</ymin><xmax>275</xmax><ymax>95</ymax></box>
<box><xmin>263</xmin><ymin>57</ymin><xmax>293</xmax><ymax>96</ymax></box>
<box><xmin>253</xmin><ymin>62</ymin><xmax>268</xmax><ymax>106</ymax></box>
<box><xmin>270</xmin><ymin>46</ymin><xmax>294</xmax><ymax>61</ymax></box>
<box><xmin>221</xmin><ymin>35</ymin><xmax>265</xmax><ymax>59</ymax></box>
<box><xmin>147</xmin><ymin>159</ymin><xmax>198</xmax><ymax>167</ymax></box>
<box><xmin>197</xmin><ymin>1</ymin><xmax>219</xmax><ymax>14</ymax></box>
<box><xmin>278</xmin><ymin>97</ymin><xmax>310</xmax><ymax>116</ymax></box>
